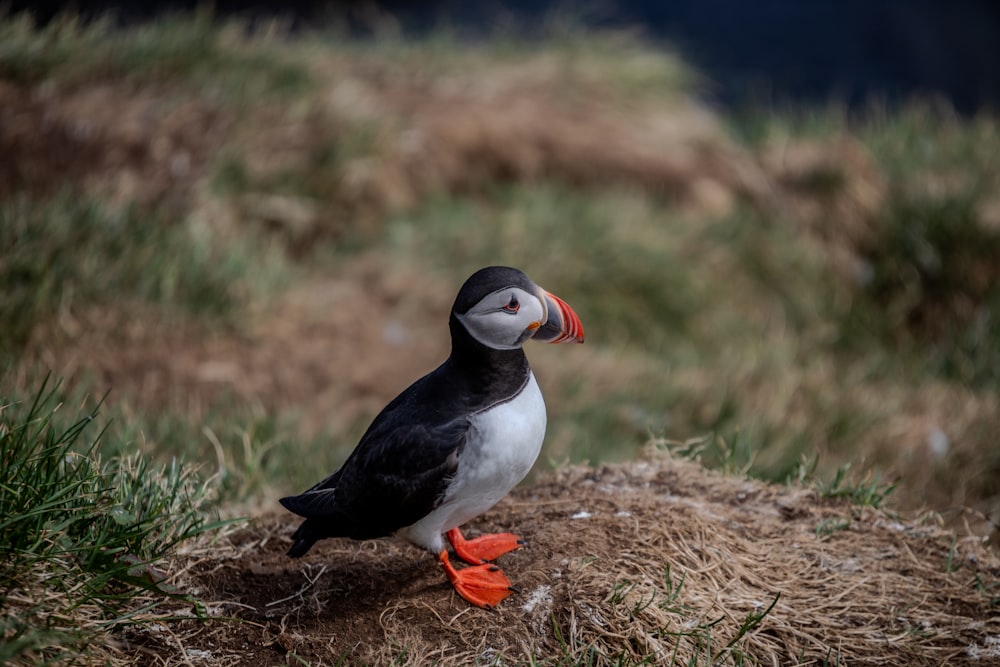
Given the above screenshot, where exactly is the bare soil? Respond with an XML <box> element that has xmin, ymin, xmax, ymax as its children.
<box><xmin>116</xmin><ymin>454</ymin><xmax>1000</xmax><ymax>666</ymax></box>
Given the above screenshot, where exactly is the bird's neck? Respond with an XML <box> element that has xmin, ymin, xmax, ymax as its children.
<box><xmin>447</xmin><ymin>315</ymin><xmax>530</xmax><ymax>398</ymax></box>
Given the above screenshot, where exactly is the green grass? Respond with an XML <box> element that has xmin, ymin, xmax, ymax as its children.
<box><xmin>384</xmin><ymin>186</ymin><xmax>711</xmax><ymax>354</ymax></box>
<box><xmin>815</xmin><ymin>463</ymin><xmax>898</xmax><ymax>509</ymax></box>
<box><xmin>380</xmin><ymin>184</ymin><xmax>882</xmax><ymax>479</ymax></box>
<box><xmin>728</xmin><ymin>102</ymin><xmax>1000</xmax><ymax>392</ymax></box>
<box><xmin>104</xmin><ymin>399</ymin><xmax>291</xmax><ymax>500</ymax></box>
<box><xmin>0</xmin><ymin>9</ymin><xmax>311</xmax><ymax>99</ymax></box>
<box><xmin>0</xmin><ymin>378</ymin><xmax>227</xmax><ymax>665</ymax></box>
<box><xmin>9</xmin><ymin>373</ymin><xmax>329</xmax><ymax>504</ymax></box>
<box><xmin>0</xmin><ymin>192</ymin><xmax>293</xmax><ymax>358</ymax></box>
<box><xmin>858</xmin><ymin>191</ymin><xmax>1000</xmax><ymax>387</ymax></box>
<box><xmin>370</xmin><ymin>156</ymin><xmax>999</xmax><ymax>500</ymax></box>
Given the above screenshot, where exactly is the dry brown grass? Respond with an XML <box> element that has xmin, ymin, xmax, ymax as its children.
<box><xmin>88</xmin><ymin>450</ymin><xmax>1000</xmax><ymax>666</ymax></box>
<box><xmin>0</xmin><ymin>79</ymin><xmax>225</xmax><ymax>209</ymax></box>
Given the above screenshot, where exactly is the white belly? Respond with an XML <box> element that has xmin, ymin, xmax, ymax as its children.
<box><xmin>397</xmin><ymin>372</ymin><xmax>546</xmax><ymax>553</ymax></box>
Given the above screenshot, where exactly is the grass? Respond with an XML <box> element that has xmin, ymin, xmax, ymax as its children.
<box><xmin>109</xmin><ymin>401</ymin><xmax>295</xmax><ymax>500</ymax></box>
<box><xmin>734</xmin><ymin>101</ymin><xmax>1000</xmax><ymax>392</ymax></box>
<box><xmin>384</xmin><ymin>186</ymin><xmax>711</xmax><ymax>354</ymax></box>
<box><xmin>0</xmin><ymin>192</ymin><xmax>293</xmax><ymax>358</ymax></box>
<box><xmin>815</xmin><ymin>463</ymin><xmax>897</xmax><ymax>509</ymax></box>
<box><xmin>12</xmin><ymin>374</ymin><xmax>326</xmax><ymax>505</ymax></box>
<box><xmin>861</xmin><ymin>194</ymin><xmax>1000</xmax><ymax>387</ymax></box>
<box><xmin>0</xmin><ymin>9</ymin><xmax>311</xmax><ymax>99</ymax></box>
<box><xmin>379</xmin><ymin>184</ymin><xmax>913</xmax><ymax>483</ymax></box>
<box><xmin>551</xmin><ymin>562</ymin><xmax>781</xmax><ymax>666</ymax></box>
<box><xmin>0</xmin><ymin>377</ymin><xmax>226</xmax><ymax>665</ymax></box>
<box><xmin>658</xmin><ymin>432</ymin><xmax>900</xmax><ymax>518</ymax></box>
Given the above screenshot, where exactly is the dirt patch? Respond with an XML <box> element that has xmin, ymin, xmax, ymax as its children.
<box><xmin>113</xmin><ymin>454</ymin><xmax>999</xmax><ymax>666</ymax></box>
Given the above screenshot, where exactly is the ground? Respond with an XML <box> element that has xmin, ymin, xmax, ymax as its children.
<box><xmin>117</xmin><ymin>454</ymin><xmax>1000</xmax><ymax>666</ymax></box>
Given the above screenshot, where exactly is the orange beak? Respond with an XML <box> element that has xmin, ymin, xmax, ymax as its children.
<box><xmin>531</xmin><ymin>289</ymin><xmax>585</xmax><ymax>344</ymax></box>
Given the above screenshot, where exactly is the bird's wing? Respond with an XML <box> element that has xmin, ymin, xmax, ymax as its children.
<box><xmin>279</xmin><ymin>416</ymin><xmax>470</xmax><ymax>539</ymax></box>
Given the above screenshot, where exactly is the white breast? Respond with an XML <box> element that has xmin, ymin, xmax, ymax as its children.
<box><xmin>397</xmin><ymin>372</ymin><xmax>546</xmax><ymax>553</ymax></box>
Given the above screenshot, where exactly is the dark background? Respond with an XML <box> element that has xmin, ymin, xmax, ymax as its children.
<box><xmin>8</xmin><ymin>0</ymin><xmax>1000</xmax><ymax>113</ymax></box>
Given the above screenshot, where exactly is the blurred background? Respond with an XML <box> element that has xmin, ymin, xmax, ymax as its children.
<box><xmin>11</xmin><ymin>0</ymin><xmax>1000</xmax><ymax>112</ymax></box>
<box><xmin>2</xmin><ymin>1</ymin><xmax>998</xmax><ymax>540</ymax></box>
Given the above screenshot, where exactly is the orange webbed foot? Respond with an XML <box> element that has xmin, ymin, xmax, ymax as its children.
<box><xmin>447</xmin><ymin>527</ymin><xmax>526</xmax><ymax>565</ymax></box>
<box><xmin>438</xmin><ymin>550</ymin><xmax>515</xmax><ymax>609</ymax></box>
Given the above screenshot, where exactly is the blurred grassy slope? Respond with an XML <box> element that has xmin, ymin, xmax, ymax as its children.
<box><xmin>1</xmin><ymin>12</ymin><xmax>998</xmax><ymax>536</ymax></box>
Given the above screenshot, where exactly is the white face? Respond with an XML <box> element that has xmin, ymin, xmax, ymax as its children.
<box><xmin>455</xmin><ymin>286</ymin><xmax>547</xmax><ymax>350</ymax></box>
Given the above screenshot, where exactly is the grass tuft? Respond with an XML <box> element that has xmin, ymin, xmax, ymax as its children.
<box><xmin>0</xmin><ymin>377</ymin><xmax>226</xmax><ymax>664</ymax></box>
<box><xmin>815</xmin><ymin>463</ymin><xmax>897</xmax><ymax>509</ymax></box>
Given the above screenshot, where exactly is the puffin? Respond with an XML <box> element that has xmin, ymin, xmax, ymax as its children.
<box><xmin>279</xmin><ymin>266</ymin><xmax>584</xmax><ymax>609</ymax></box>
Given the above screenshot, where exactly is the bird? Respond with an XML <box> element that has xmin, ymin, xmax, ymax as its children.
<box><xmin>279</xmin><ymin>266</ymin><xmax>584</xmax><ymax>609</ymax></box>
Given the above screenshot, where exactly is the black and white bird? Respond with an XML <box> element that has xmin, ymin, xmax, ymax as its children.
<box><xmin>279</xmin><ymin>266</ymin><xmax>584</xmax><ymax>608</ymax></box>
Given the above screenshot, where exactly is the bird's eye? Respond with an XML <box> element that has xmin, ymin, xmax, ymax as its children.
<box><xmin>502</xmin><ymin>295</ymin><xmax>520</xmax><ymax>313</ymax></box>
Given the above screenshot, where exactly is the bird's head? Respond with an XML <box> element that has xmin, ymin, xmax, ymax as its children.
<box><xmin>451</xmin><ymin>266</ymin><xmax>585</xmax><ymax>351</ymax></box>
